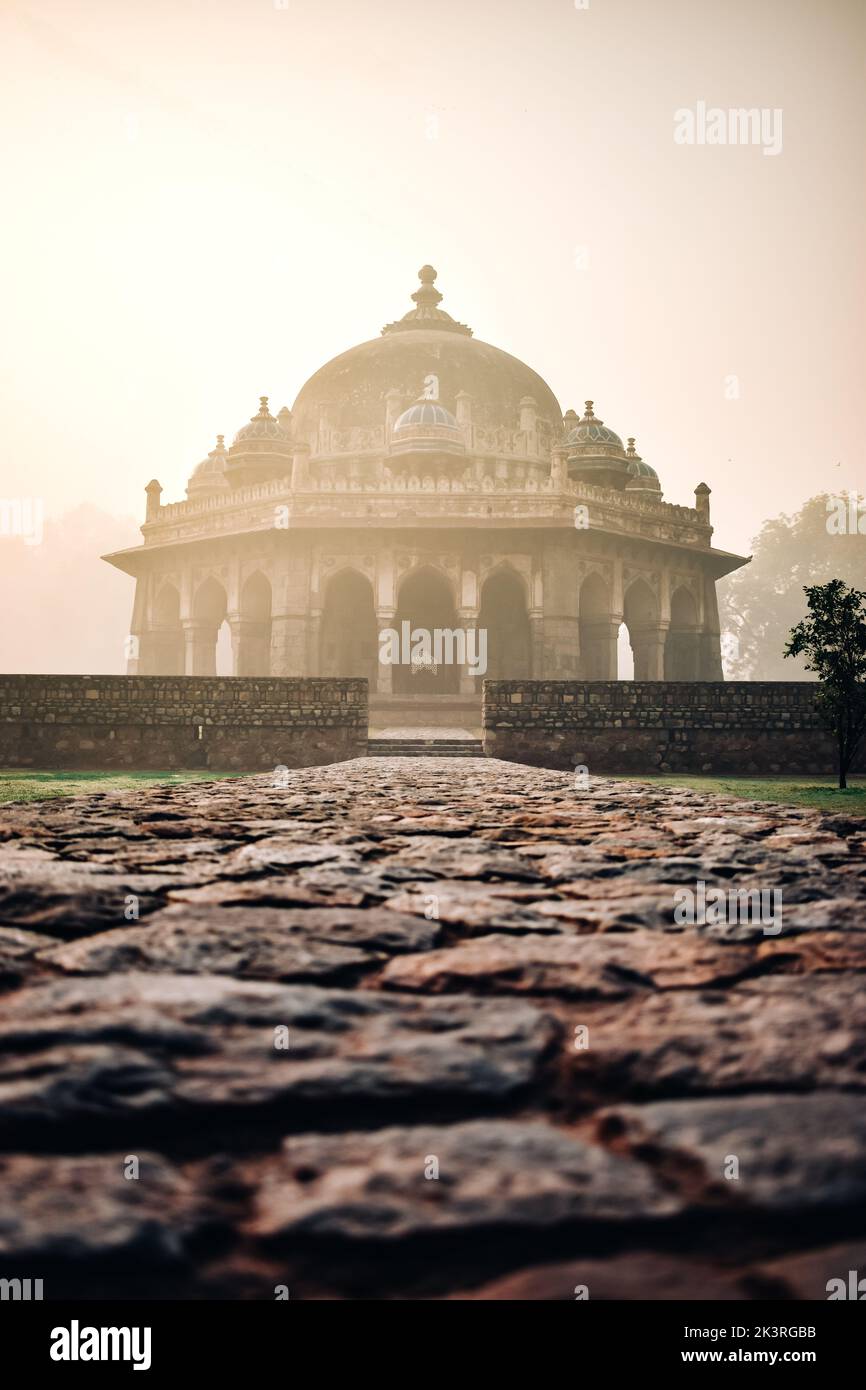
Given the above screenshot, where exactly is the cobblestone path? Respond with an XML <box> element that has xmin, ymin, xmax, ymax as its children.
<box><xmin>1</xmin><ymin>759</ymin><xmax>865</xmax><ymax>1300</ymax></box>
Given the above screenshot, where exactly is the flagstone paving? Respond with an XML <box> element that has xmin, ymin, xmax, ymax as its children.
<box><xmin>0</xmin><ymin>757</ymin><xmax>864</xmax><ymax>1300</ymax></box>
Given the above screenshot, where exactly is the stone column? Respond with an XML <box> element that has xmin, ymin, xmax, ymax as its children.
<box><xmin>183</xmin><ymin>621</ymin><xmax>217</xmax><ymax>676</ymax></box>
<box><xmin>529</xmin><ymin>611</ymin><xmax>544</xmax><ymax>677</ymax></box>
<box><xmin>306</xmin><ymin>611</ymin><xmax>321</xmax><ymax>676</ymax></box>
<box><xmin>581</xmin><ymin>619</ymin><xmax>619</xmax><ymax>679</ymax></box>
<box><xmin>270</xmin><ymin>547</ymin><xmax>311</xmax><ymax>676</ymax></box>
<box><xmin>458</xmin><ymin>607</ymin><xmax>480</xmax><ymax>694</ymax></box>
<box><xmin>375</xmin><ymin>609</ymin><xmax>396</xmax><ymax>695</ymax></box>
<box><xmin>126</xmin><ymin>574</ymin><xmax>149</xmax><ymax>674</ymax></box>
<box><xmin>666</xmin><ymin>625</ymin><xmax>703</xmax><ymax>681</ymax></box>
<box><xmin>699</xmin><ymin>574</ymin><xmax>724</xmax><ymax>679</ymax></box>
<box><xmin>384</xmin><ymin>389</ymin><xmax>403</xmax><ymax>439</ymax></box>
<box><xmin>229</xmin><ymin>616</ymin><xmax>271</xmax><ymax>677</ymax></box>
<box><xmin>539</xmin><ymin>544</ymin><xmax>580</xmax><ymax>676</ymax></box>
<box><xmin>631</xmin><ymin>623</ymin><xmax>669</xmax><ymax>681</ymax></box>
<box><xmin>290</xmin><ymin>443</ymin><xmax>310</xmax><ymax>493</ymax></box>
<box><xmin>270</xmin><ymin>615</ymin><xmax>309</xmax><ymax>677</ymax></box>
<box><xmin>227</xmin><ymin>613</ymin><xmax>243</xmax><ymax>676</ymax></box>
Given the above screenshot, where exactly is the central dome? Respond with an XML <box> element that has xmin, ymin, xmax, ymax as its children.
<box><xmin>290</xmin><ymin>266</ymin><xmax>562</xmax><ymax>448</ymax></box>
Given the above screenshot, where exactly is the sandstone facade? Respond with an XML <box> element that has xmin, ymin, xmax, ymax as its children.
<box><xmin>103</xmin><ymin>268</ymin><xmax>746</xmax><ymax>710</ymax></box>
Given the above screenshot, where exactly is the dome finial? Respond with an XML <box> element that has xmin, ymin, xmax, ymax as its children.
<box><xmin>412</xmin><ymin>265</ymin><xmax>443</xmax><ymax>310</ymax></box>
<box><xmin>627</xmin><ymin>437</ymin><xmax>637</xmax><ymax>457</ymax></box>
<box><xmin>216</xmin><ymin>434</ymin><xmax>225</xmax><ymax>449</ymax></box>
<box><xmin>584</xmin><ymin>400</ymin><xmax>595</xmax><ymax>419</ymax></box>
<box><xmin>257</xmin><ymin>396</ymin><xmax>271</xmax><ymax>418</ymax></box>
<box><xmin>382</xmin><ymin>264</ymin><xmax>472</xmax><ymax>336</ymax></box>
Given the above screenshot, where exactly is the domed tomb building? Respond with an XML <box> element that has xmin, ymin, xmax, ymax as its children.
<box><xmin>104</xmin><ymin>266</ymin><xmax>747</xmax><ymax>712</ymax></box>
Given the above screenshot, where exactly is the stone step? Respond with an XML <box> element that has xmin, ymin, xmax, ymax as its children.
<box><xmin>367</xmin><ymin>738</ymin><xmax>484</xmax><ymax>758</ymax></box>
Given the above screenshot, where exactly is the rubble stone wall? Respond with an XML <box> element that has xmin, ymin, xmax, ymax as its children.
<box><xmin>483</xmin><ymin>680</ymin><xmax>864</xmax><ymax>774</ymax></box>
<box><xmin>0</xmin><ymin>675</ymin><xmax>367</xmax><ymax>770</ymax></box>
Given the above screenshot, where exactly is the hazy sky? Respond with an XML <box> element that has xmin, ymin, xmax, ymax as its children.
<box><xmin>1</xmin><ymin>0</ymin><xmax>864</xmax><ymax>558</ymax></box>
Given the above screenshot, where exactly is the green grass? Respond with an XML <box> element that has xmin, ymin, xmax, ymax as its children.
<box><xmin>3</xmin><ymin>768</ymin><xmax>865</xmax><ymax>819</ymax></box>
<box><xmin>0</xmin><ymin>769</ymin><xmax>244</xmax><ymax>805</ymax></box>
<box><xmin>614</xmin><ymin>774</ymin><xmax>866</xmax><ymax>817</ymax></box>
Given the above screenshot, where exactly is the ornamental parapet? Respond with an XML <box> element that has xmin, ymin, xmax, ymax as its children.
<box><xmin>144</xmin><ymin>475</ymin><xmax>709</xmax><ymax>548</ymax></box>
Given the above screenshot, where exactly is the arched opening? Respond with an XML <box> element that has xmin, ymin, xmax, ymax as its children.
<box><xmin>479</xmin><ymin>569</ymin><xmax>530</xmax><ymax>679</ymax></box>
<box><xmin>665</xmin><ymin>586</ymin><xmax>701</xmax><ymax>681</ymax></box>
<box><xmin>151</xmin><ymin>583</ymin><xmax>184</xmax><ymax>675</ymax></box>
<box><xmin>238</xmin><ymin>571</ymin><xmax>272</xmax><ymax>676</ymax></box>
<box><xmin>623</xmin><ymin>578</ymin><xmax>661</xmax><ymax>681</ymax></box>
<box><xmin>215</xmin><ymin>620</ymin><xmax>233</xmax><ymax>677</ymax></box>
<box><xmin>320</xmin><ymin>569</ymin><xmax>377</xmax><ymax>684</ymax></box>
<box><xmin>191</xmin><ymin>576</ymin><xmax>228</xmax><ymax>676</ymax></box>
<box><xmin>579</xmin><ymin>571</ymin><xmax>614</xmax><ymax>680</ymax></box>
<box><xmin>617</xmin><ymin>621</ymin><xmax>634</xmax><ymax>680</ymax></box>
<box><xmin>393</xmin><ymin>567</ymin><xmax>459</xmax><ymax>694</ymax></box>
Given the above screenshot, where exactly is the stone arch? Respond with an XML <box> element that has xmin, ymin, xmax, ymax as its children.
<box><xmin>393</xmin><ymin>565</ymin><xmax>460</xmax><ymax>694</ymax></box>
<box><xmin>479</xmin><ymin>568</ymin><xmax>531</xmax><ymax>679</ymax></box>
<box><xmin>150</xmin><ymin>582</ymin><xmax>183</xmax><ymax>675</ymax></box>
<box><xmin>190</xmin><ymin>576</ymin><xmax>228</xmax><ymax>676</ymax></box>
<box><xmin>319</xmin><ymin>567</ymin><xmax>377</xmax><ymax>684</ymax></box>
<box><xmin>665</xmin><ymin>584</ymin><xmax>701</xmax><ymax>681</ymax></box>
<box><xmin>395</xmin><ymin>558</ymin><xmax>456</xmax><ymax>602</ymax></box>
<box><xmin>623</xmin><ymin>577</ymin><xmax>663</xmax><ymax>680</ymax></box>
<box><xmin>579</xmin><ymin>571</ymin><xmax>615</xmax><ymax>680</ymax></box>
<box><xmin>480</xmin><ymin>557</ymin><xmax>530</xmax><ymax>605</ymax></box>
<box><xmin>238</xmin><ymin>570</ymin><xmax>272</xmax><ymax>676</ymax></box>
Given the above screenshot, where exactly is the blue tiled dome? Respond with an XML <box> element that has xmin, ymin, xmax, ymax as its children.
<box><xmin>390</xmin><ymin>398</ymin><xmax>465</xmax><ymax>455</ymax></box>
<box><xmin>393</xmin><ymin>401</ymin><xmax>459</xmax><ymax>431</ymax></box>
<box><xmin>564</xmin><ymin>402</ymin><xmax>625</xmax><ymax>453</ymax></box>
<box><xmin>625</xmin><ymin>443</ymin><xmax>662</xmax><ymax>495</ymax></box>
<box><xmin>626</xmin><ymin>458</ymin><xmax>659</xmax><ymax>482</ymax></box>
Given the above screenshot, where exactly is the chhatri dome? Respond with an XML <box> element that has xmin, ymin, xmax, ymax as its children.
<box><xmin>105</xmin><ymin>261</ymin><xmax>747</xmax><ymax>694</ymax></box>
<box><xmin>390</xmin><ymin>399</ymin><xmax>465</xmax><ymax>456</ymax></box>
<box><xmin>186</xmin><ymin>435</ymin><xmax>229</xmax><ymax>500</ymax></box>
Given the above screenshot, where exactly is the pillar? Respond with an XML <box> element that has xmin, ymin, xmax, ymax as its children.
<box><xmin>270</xmin><ymin>547</ymin><xmax>312</xmax><ymax>676</ymax></box>
<box><xmin>529</xmin><ymin>612</ymin><xmax>544</xmax><ymax>677</ymax></box>
<box><xmin>291</xmin><ymin>443</ymin><xmax>310</xmax><ymax>492</ymax></box>
<box><xmin>375</xmin><ymin>608</ymin><xmax>396</xmax><ymax>694</ymax></box>
<box><xmin>699</xmin><ymin>574</ymin><xmax>724</xmax><ymax>680</ymax></box>
<box><xmin>581</xmin><ymin>619</ymin><xmax>619</xmax><ymax>680</ymax></box>
<box><xmin>631</xmin><ymin>622</ymin><xmax>669</xmax><ymax>681</ymax></box>
<box><xmin>270</xmin><ymin>615</ymin><xmax>309</xmax><ymax>677</ymax></box>
<box><xmin>539</xmin><ymin>544</ymin><xmax>580</xmax><ymax>676</ymax></box>
<box><xmin>183</xmin><ymin>621</ymin><xmax>217</xmax><ymax>676</ymax></box>
<box><xmin>126</xmin><ymin>574</ymin><xmax>149</xmax><ymax>674</ymax></box>
<box><xmin>229</xmin><ymin>615</ymin><xmax>270</xmax><ymax>677</ymax></box>
<box><xmin>458</xmin><ymin>607</ymin><xmax>480</xmax><ymax>694</ymax></box>
<box><xmin>384</xmin><ymin>389</ymin><xmax>403</xmax><ymax>437</ymax></box>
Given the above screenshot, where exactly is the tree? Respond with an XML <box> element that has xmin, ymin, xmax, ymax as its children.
<box><xmin>719</xmin><ymin>493</ymin><xmax>866</xmax><ymax>679</ymax></box>
<box><xmin>784</xmin><ymin>580</ymin><xmax>866</xmax><ymax>789</ymax></box>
